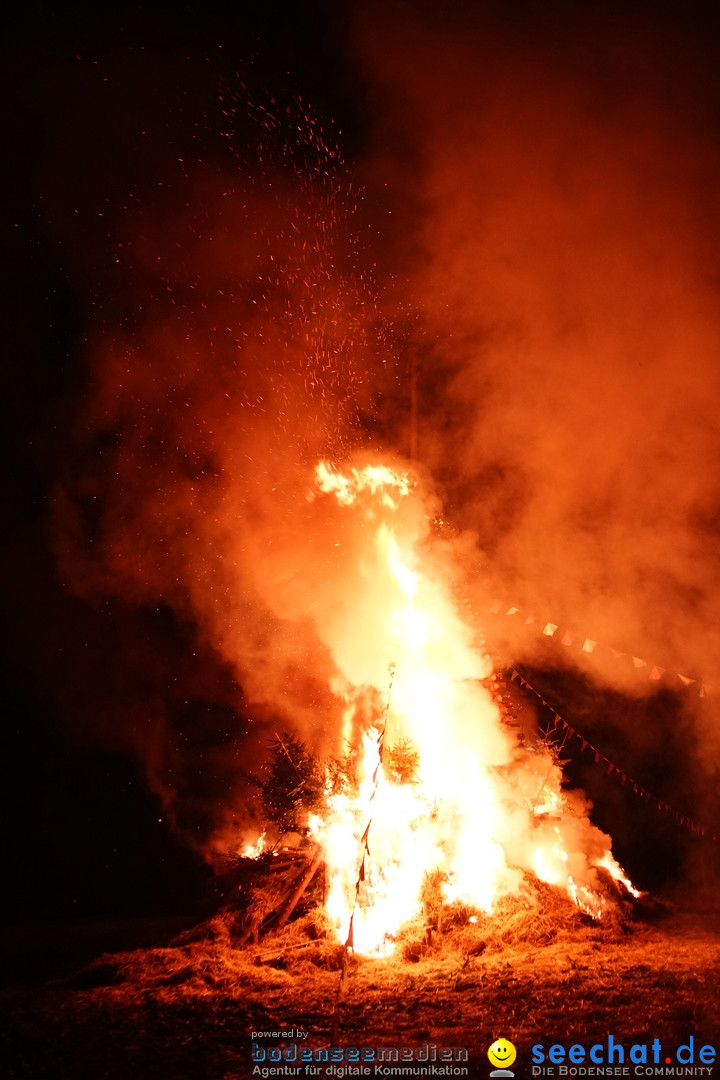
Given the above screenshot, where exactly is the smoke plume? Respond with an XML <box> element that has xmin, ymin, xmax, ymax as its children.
<box><xmin>351</xmin><ymin>2</ymin><xmax>720</xmax><ymax>698</ymax></box>
<box><xmin>46</xmin><ymin>56</ymin><xmax>400</xmax><ymax>852</ymax></box>
<box><xmin>44</xmin><ymin>4</ymin><xmax>720</xmax><ymax>862</ymax></box>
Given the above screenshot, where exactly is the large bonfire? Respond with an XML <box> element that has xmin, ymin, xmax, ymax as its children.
<box><xmin>240</xmin><ymin>459</ymin><xmax>638</xmax><ymax>955</ymax></box>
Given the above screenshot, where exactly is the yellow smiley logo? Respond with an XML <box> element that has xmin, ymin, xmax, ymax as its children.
<box><xmin>488</xmin><ymin>1038</ymin><xmax>517</xmax><ymax>1069</ymax></box>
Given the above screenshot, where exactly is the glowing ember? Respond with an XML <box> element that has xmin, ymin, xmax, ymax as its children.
<box><xmin>303</xmin><ymin>460</ymin><xmax>638</xmax><ymax>953</ymax></box>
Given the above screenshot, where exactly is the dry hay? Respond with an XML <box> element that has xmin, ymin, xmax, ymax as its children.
<box><xmin>394</xmin><ymin>876</ymin><xmax>633</xmax><ymax>964</ymax></box>
<box><xmin>44</xmin><ymin>879</ymin><xmax>720</xmax><ymax>1080</ymax></box>
<box><xmin>6</xmin><ymin>858</ymin><xmax>713</xmax><ymax>1080</ymax></box>
<box><xmin>67</xmin><ymin>906</ymin><xmax>344</xmax><ymax>998</ymax></box>
<box><xmin>7</xmin><ymin>907</ymin><xmax>720</xmax><ymax>1080</ymax></box>
<box><xmin>242</xmin><ymin>908</ymin><xmax>346</xmax><ymax>972</ymax></box>
<box><xmin>65</xmin><ymin>874</ymin><xmax>642</xmax><ymax>1003</ymax></box>
<box><xmin>212</xmin><ymin>851</ymin><xmax>318</xmax><ymax>943</ymax></box>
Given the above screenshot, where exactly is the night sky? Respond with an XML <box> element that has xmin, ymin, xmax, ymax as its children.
<box><xmin>4</xmin><ymin>1</ymin><xmax>720</xmax><ymax>924</ymax></box>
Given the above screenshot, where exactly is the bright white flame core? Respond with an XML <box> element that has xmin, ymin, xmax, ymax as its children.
<box><xmin>306</xmin><ymin>461</ymin><xmax>636</xmax><ymax>953</ymax></box>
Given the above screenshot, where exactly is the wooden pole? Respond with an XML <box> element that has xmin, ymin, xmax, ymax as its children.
<box><xmin>275</xmin><ymin>845</ymin><xmax>324</xmax><ymax>930</ymax></box>
<box><xmin>237</xmin><ymin>845</ymin><xmax>324</xmax><ymax>946</ymax></box>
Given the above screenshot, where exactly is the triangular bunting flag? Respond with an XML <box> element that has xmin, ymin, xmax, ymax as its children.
<box><xmin>524</xmin><ymin>614</ymin><xmax>536</xmax><ymax>625</ymax></box>
<box><xmin>677</xmin><ymin>674</ymin><xmax>696</xmax><ymax>687</ymax></box>
<box><xmin>609</xmin><ymin>648</ymin><xmax>625</xmax><ymax>659</ymax></box>
<box><xmin>632</xmin><ymin>656</ymin><xmax>647</xmax><ymax>668</ymax></box>
<box><xmin>582</xmin><ymin>638</ymin><xmax>597</xmax><ymax>653</ymax></box>
<box><xmin>506</xmin><ymin>606</ymin><xmax>519</xmax><ymax>615</ymax></box>
<box><xmin>489</xmin><ymin>599</ymin><xmax>502</xmax><ymax>614</ymax></box>
<box><xmin>649</xmin><ymin>667</ymin><xmax>665</xmax><ymax>680</ymax></box>
<box><xmin>543</xmin><ymin>622</ymin><xmax>558</xmax><ymax>637</ymax></box>
<box><xmin>561</xmin><ymin>631</ymin><xmax>575</xmax><ymax>646</ymax></box>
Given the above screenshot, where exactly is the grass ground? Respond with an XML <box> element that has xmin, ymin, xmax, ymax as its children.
<box><xmin>2</xmin><ymin>895</ymin><xmax>720</xmax><ymax>1080</ymax></box>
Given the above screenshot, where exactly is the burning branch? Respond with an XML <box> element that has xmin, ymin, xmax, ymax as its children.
<box><xmin>275</xmin><ymin>845</ymin><xmax>325</xmax><ymax>930</ymax></box>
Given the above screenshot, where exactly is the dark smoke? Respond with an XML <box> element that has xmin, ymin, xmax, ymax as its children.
<box><xmin>351</xmin><ymin>3</ymin><xmax>720</xmax><ymax>704</ymax></box>
<box><xmin>13</xmin><ymin>2</ymin><xmax>720</xmax><ymax>877</ymax></box>
<box><xmin>31</xmin><ymin>49</ymin><xmax>397</xmax><ymax>856</ymax></box>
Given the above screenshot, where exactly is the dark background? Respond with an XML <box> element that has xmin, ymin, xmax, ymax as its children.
<box><xmin>2</xmin><ymin>1</ymin><xmax>718</xmax><ymax>925</ymax></box>
<box><xmin>2</xmin><ymin>0</ymin><xmax>366</xmax><ymax>922</ymax></box>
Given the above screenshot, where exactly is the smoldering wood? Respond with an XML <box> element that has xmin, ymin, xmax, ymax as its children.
<box><xmin>275</xmin><ymin>844</ymin><xmax>324</xmax><ymax>930</ymax></box>
<box><xmin>224</xmin><ymin>843</ymin><xmax>325</xmax><ymax>946</ymax></box>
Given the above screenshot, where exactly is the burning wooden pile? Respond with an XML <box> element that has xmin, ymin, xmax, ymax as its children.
<box><xmin>206</xmin><ymin>846</ymin><xmax>641</xmax><ymax>971</ymax></box>
<box><xmin>210</xmin><ymin>460</ymin><xmax>642</xmax><ymax>958</ymax></box>
<box><xmin>210</xmin><ymin>734</ymin><xmax>643</xmax><ymax>964</ymax></box>
<box><xmin>214</xmin><ymin>837</ymin><xmax>325</xmax><ymax>946</ymax></box>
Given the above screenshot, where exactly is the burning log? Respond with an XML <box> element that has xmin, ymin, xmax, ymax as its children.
<box><xmin>237</xmin><ymin>843</ymin><xmax>325</xmax><ymax>946</ymax></box>
<box><xmin>275</xmin><ymin>844</ymin><xmax>324</xmax><ymax>930</ymax></box>
<box><xmin>229</xmin><ymin>463</ymin><xmax>642</xmax><ymax>956</ymax></box>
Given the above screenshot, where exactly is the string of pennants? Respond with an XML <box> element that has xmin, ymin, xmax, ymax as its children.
<box><xmin>487</xmin><ymin>599</ymin><xmax>708</xmax><ymax>697</ymax></box>
<box><xmin>510</xmin><ymin>665</ymin><xmax>717</xmax><ymax>843</ymax></box>
<box><xmin>332</xmin><ymin>662</ymin><xmax>396</xmax><ymax>1013</ymax></box>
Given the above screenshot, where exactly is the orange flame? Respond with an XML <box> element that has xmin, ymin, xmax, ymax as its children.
<box><xmin>303</xmin><ymin>459</ymin><xmax>636</xmax><ymax>952</ymax></box>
